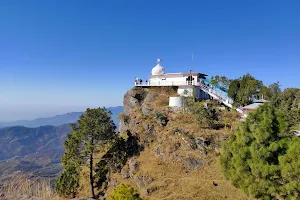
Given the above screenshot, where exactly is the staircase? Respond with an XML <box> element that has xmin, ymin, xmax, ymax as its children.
<box><xmin>197</xmin><ymin>82</ymin><xmax>244</xmax><ymax>114</ymax></box>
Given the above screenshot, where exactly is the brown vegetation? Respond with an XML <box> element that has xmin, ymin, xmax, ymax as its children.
<box><xmin>0</xmin><ymin>173</ymin><xmax>55</xmax><ymax>199</ymax></box>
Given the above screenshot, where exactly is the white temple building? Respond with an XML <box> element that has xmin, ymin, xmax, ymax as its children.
<box><xmin>135</xmin><ymin>59</ymin><xmax>211</xmax><ymax>99</ymax></box>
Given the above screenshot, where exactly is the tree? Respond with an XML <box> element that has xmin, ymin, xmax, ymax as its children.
<box><xmin>259</xmin><ymin>85</ymin><xmax>272</xmax><ymax>100</ymax></box>
<box><xmin>279</xmin><ymin>137</ymin><xmax>300</xmax><ymax>199</ymax></box>
<box><xmin>211</xmin><ymin>75</ymin><xmax>231</xmax><ymax>88</ymax></box>
<box><xmin>55</xmin><ymin>108</ymin><xmax>116</xmax><ymax>199</ymax></box>
<box><xmin>228</xmin><ymin>73</ymin><xmax>262</xmax><ymax>106</ymax></box>
<box><xmin>221</xmin><ymin>103</ymin><xmax>291</xmax><ymax>199</ymax></box>
<box><xmin>278</xmin><ymin>88</ymin><xmax>300</xmax><ymax>128</ymax></box>
<box><xmin>269</xmin><ymin>81</ymin><xmax>281</xmax><ymax>100</ymax></box>
<box><xmin>228</xmin><ymin>79</ymin><xmax>240</xmax><ymax>103</ymax></box>
<box><xmin>55</xmin><ymin>124</ymin><xmax>82</xmax><ymax>197</ymax></box>
<box><xmin>77</xmin><ymin>107</ymin><xmax>116</xmax><ymax>198</ymax></box>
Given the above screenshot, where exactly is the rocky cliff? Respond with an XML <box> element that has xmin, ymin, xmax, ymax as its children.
<box><xmin>106</xmin><ymin>87</ymin><xmax>247</xmax><ymax>200</ymax></box>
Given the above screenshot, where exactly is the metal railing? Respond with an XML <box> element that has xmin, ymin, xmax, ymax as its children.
<box><xmin>196</xmin><ymin>82</ymin><xmax>234</xmax><ymax>108</ymax></box>
<box><xmin>135</xmin><ymin>80</ymin><xmax>198</xmax><ymax>87</ymax></box>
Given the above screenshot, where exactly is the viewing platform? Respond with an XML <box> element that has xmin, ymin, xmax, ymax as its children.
<box><xmin>134</xmin><ymin>80</ymin><xmax>199</xmax><ymax>87</ymax></box>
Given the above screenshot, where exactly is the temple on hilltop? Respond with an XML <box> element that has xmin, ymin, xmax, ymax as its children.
<box><xmin>134</xmin><ymin>59</ymin><xmax>234</xmax><ymax>108</ymax></box>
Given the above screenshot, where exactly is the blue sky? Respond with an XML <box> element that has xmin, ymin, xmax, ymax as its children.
<box><xmin>0</xmin><ymin>0</ymin><xmax>299</xmax><ymax>121</ymax></box>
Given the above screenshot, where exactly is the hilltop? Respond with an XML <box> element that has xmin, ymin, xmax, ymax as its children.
<box><xmin>65</xmin><ymin>86</ymin><xmax>248</xmax><ymax>200</ymax></box>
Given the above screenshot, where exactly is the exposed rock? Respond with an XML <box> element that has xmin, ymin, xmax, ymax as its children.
<box><xmin>109</xmin><ymin>177</ymin><xmax>119</xmax><ymax>188</ymax></box>
<box><xmin>144</xmin><ymin>185</ymin><xmax>159</xmax><ymax>196</ymax></box>
<box><xmin>134</xmin><ymin>175</ymin><xmax>154</xmax><ymax>188</ymax></box>
<box><xmin>143</xmin><ymin>124</ymin><xmax>155</xmax><ymax>135</ymax></box>
<box><xmin>195</xmin><ymin>137</ymin><xmax>210</xmax><ymax>147</ymax></box>
<box><xmin>143</xmin><ymin>92</ymin><xmax>157</xmax><ymax>103</ymax></box>
<box><xmin>182</xmin><ymin>138</ymin><xmax>197</xmax><ymax>151</ymax></box>
<box><xmin>121</xmin><ymin>166</ymin><xmax>130</xmax><ymax>179</ymax></box>
<box><xmin>128</xmin><ymin>158</ymin><xmax>139</xmax><ymax>177</ymax></box>
<box><xmin>154</xmin><ymin>145</ymin><xmax>166</xmax><ymax>160</ymax></box>
<box><xmin>119</xmin><ymin>119</ymin><xmax>129</xmax><ymax>133</ymax></box>
<box><xmin>141</xmin><ymin>103</ymin><xmax>153</xmax><ymax>116</ymax></box>
<box><xmin>123</xmin><ymin>88</ymin><xmax>147</xmax><ymax>114</ymax></box>
<box><xmin>172</xmin><ymin>127</ymin><xmax>187</xmax><ymax>135</ymax></box>
<box><xmin>184</xmin><ymin>157</ymin><xmax>205</xmax><ymax>170</ymax></box>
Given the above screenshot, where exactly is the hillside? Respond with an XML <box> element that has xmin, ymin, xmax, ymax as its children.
<box><xmin>0</xmin><ymin>124</ymin><xmax>71</xmax><ymax>180</ymax></box>
<box><xmin>69</xmin><ymin>87</ymin><xmax>249</xmax><ymax>200</ymax></box>
<box><xmin>0</xmin><ymin>106</ymin><xmax>123</xmax><ymax>128</ymax></box>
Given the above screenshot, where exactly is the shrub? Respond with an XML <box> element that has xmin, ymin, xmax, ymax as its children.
<box><xmin>192</xmin><ymin>102</ymin><xmax>218</xmax><ymax>129</ymax></box>
<box><xmin>109</xmin><ymin>184</ymin><xmax>142</xmax><ymax>200</ymax></box>
<box><xmin>155</xmin><ymin>111</ymin><xmax>168</xmax><ymax>126</ymax></box>
<box><xmin>117</xmin><ymin>112</ymin><xmax>130</xmax><ymax>123</ymax></box>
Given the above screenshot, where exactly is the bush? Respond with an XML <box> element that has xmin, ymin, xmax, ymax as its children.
<box><xmin>155</xmin><ymin>111</ymin><xmax>168</xmax><ymax>126</ymax></box>
<box><xmin>117</xmin><ymin>112</ymin><xmax>130</xmax><ymax>123</ymax></box>
<box><xmin>192</xmin><ymin>102</ymin><xmax>218</xmax><ymax>129</ymax></box>
<box><xmin>109</xmin><ymin>184</ymin><xmax>142</xmax><ymax>200</ymax></box>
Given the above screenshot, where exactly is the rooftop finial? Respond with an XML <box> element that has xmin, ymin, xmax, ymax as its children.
<box><xmin>157</xmin><ymin>58</ymin><xmax>163</xmax><ymax>63</ymax></box>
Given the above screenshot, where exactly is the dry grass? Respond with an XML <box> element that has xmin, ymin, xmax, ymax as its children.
<box><xmin>0</xmin><ymin>173</ymin><xmax>55</xmax><ymax>199</ymax></box>
<box><xmin>108</xmin><ymin>144</ymin><xmax>251</xmax><ymax>200</ymax></box>
<box><xmin>79</xmin><ymin>87</ymin><xmax>249</xmax><ymax>199</ymax></box>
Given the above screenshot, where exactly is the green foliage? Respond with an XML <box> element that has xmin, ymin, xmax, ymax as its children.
<box><xmin>155</xmin><ymin>111</ymin><xmax>169</xmax><ymax>126</ymax></box>
<box><xmin>220</xmin><ymin>103</ymin><xmax>299</xmax><ymax>199</ymax></box>
<box><xmin>78</xmin><ymin>107</ymin><xmax>116</xmax><ymax>155</ymax></box>
<box><xmin>192</xmin><ymin>102</ymin><xmax>218</xmax><ymax>129</ymax></box>
<box><xmin>117</xmin><ymin>112</ymin><xmax>130</xmax><ymax>123</ymax></box>
<box><xmin>279</xmin><ymin>137</ymin><xmax>300</xmax><ymax>199</ymax></box>
<box><xmin>54</xmin><ymin>164</ymin><xmax>80</xmax><ymax>198</ymax></box>
<box><xmin>182</xmin><ymin>96</ymin><xmax>195</xmax><ymax>113</ymax></box>
<box><xmin>55</xmin><ymin>107</ymin><xmax>117</xmax><ymax>198</ymax></box>
<box><xmin>54</xmin><ymin>125</ymin><xmax>81</xmax><ymax>197</ymax></box>
<box><xmin>211</xmin><ymin>75</ymin><xmax>231</xmax><ymax>88</ymax></box>
<box><xmin>95</xmin><ymin>133</ymin><xmax>140</xmax><ymax>193</ymax></box>
<box><xmin>259</xmin><ymin>85</ymin><xmax>272</xmax><ymax>100</ymax></box>
<box><xmin>277</xmin><ymin>88</ymin><xmax>300</xmax><ymax>128</ymax></box>
<box><xmin>228</xmin><ymin>73</ymin><xmax>262</xmax><ymax>106</ymax></box>
<box><xmin>259</xmin><ymin>82</ymin><xmax>282</xmax><ymax>101</ymax></box>
<box><xmin>109</xmin><ymin>184</ymin><xmax>142</xmax><ymax>200</ymax></box>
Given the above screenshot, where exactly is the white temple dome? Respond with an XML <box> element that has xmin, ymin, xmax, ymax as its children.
<box><xmin>151</xmin><ymin>63</ymin><xmax>165</xmax><ymax>75</ymax></box>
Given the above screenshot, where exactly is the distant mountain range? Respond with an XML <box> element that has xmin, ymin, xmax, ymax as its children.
<box><xmin>0</xmin><ymin>124</ymin><xmax>71</xmax><ymax>178</ymax></box>
<box><xmin>0</xmin><ymin>106</ymin><xmax>123</xmax><ymax>128</ymax></box>
<box><xmin>0</xmin><ymin>106</ymin><xmax>123</xmax><ymax>179</ymax></box>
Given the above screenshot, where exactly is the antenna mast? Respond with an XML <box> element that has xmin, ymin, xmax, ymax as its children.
<box><xmin>192</xmin><ymin>53</ymin><xmax>194</xmax><ymax>67</ymax></box>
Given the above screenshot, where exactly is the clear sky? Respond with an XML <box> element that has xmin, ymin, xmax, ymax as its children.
<box><xmin>0</xmin><ymin>0</ymin><xmax>299</xmax><ymax>121</ymax></box>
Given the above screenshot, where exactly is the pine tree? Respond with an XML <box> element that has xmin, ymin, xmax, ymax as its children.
<box><xmin>55</xmin><ymin>108</ymin><xmax>116</xmax><ymax>199</ymax></box>
<box><xmin>77</xmin><ymin>107</ymin><xmax>116</xmax><ymax>198</ymax></box>
<box><xmin>54</xmin><ymin>124</ymin><xmax>82</xmax><ymax>197</ymax></box>
<box><xmin>221</xmin><ymin>103</ymin><xmax>289</xmax><ymax>199</ymax></box>
<box><xmin>279</xmin><ymin>137</ymin><xmax>300</xmax><ymax>199</ymax></box>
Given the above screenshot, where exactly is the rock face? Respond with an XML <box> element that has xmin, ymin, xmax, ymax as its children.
<box><xmin>184</xmin><ymin>157</ymin><xmax>205</xmax><ymax>170</ymax></box>
<box><xmin>121</xmin><ymin>157</ymin><xmax>140</xmax><ymax>179</ymax></box>
<box><xmin>120</xmin><ymin>87</ymin><xmax>168</xmax><ymax>133</ymax></box>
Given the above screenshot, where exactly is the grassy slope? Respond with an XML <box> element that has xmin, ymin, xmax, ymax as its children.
<box><xmin>105</xmin><ymin>87</ymin><xmax>250</xmax><ymax>200</ymax></box>
<box><xmin>49</xmin><ymin>87</ymin><xmax>250</xmax><ymax>200</ymax></box>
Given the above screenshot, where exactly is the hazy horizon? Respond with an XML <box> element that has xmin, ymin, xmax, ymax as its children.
<box><xmin>1</xmin><ymin>0</ymin><xmax>299</xmax><ymax>121</ymax></box>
